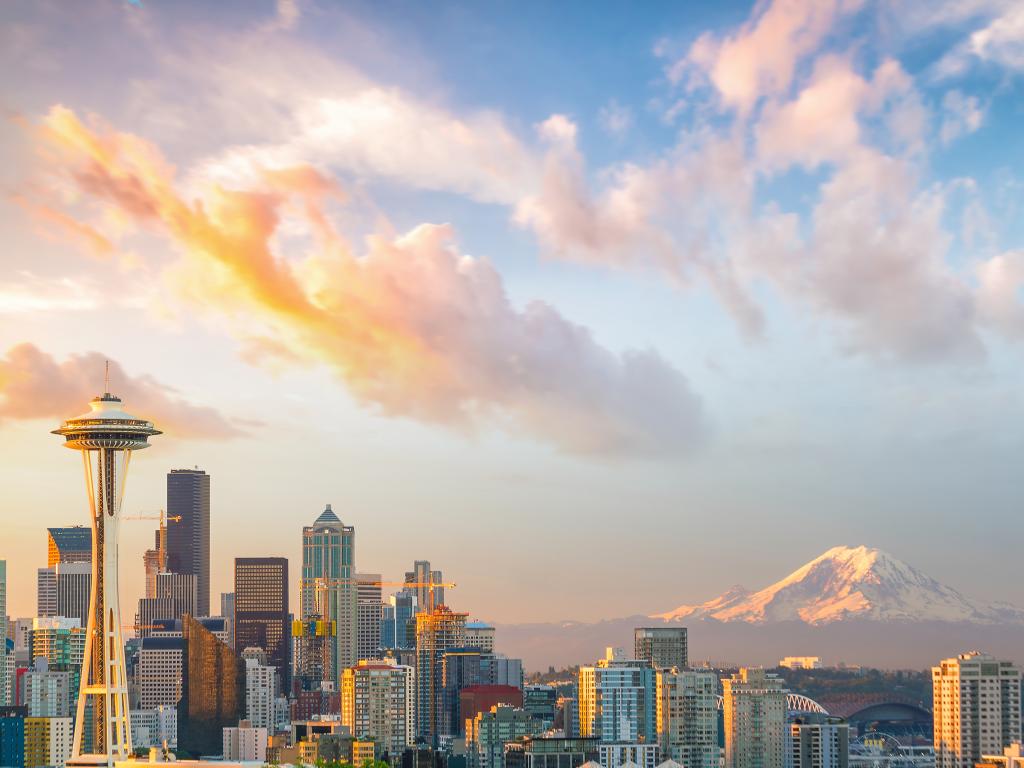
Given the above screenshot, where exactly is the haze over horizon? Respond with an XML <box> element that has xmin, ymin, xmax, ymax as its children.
<box><xmin>2</xmin><ymin>0</ymin><xmax>1024</xmax><ymax>629</ymax></box>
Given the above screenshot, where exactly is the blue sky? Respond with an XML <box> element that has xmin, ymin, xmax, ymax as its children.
<box><xmin>0</xmin><ymin>0</ymin><xmax>1022</xmax><ymax>624</ymax></box>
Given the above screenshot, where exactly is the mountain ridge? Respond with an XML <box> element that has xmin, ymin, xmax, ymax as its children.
<box><xmin>654</xmin><ymin>544</ymin><xmax>1024</xmax><ymax>625</ymax></box>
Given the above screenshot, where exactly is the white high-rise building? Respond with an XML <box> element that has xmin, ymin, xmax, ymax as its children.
<box><xmin>25</xmin><ymin>660</ymin><xmax>73</xmax><ymax>717</ymax></box>
<box><xmin>722</xmin><ymin>668</ymin><xmax>788</xmax><ymax>768</ymax></box>
<box><xmin>245</xmin><ymin>654</ymin><xmax>279</xmax><ymax>732</ymax></box>
<box><xmin>342</xmin><ymin>658</ymin><xmax>415</xmax><ymax>757</ymax></box>
<box><xmin>789</xmin><ymin>720</ymin><xmax>849</xmax><ymax>768</ymax></box>
<box><xmin>933</xmin><ymin>652</ymin><xmax>1022</xmax><ymax>768</ymax></box>
<box><xmin>577</xmin><ymin>648</ymin><xmax>657</xmax><ymax>743</ymax></box>
<box><xmin>37</xmin><ymin>562</ymin><xmax>92</xmax><ymax>626</ymax></box>
<box><xmin>656</xmin><ymin>668</ymin><xmax>718</xmax><ymax>768</ymax></box>
<box><xmin>223</xmin><ymin>720</ymin><xmax>268</xmax><ymax>762</ymax></box>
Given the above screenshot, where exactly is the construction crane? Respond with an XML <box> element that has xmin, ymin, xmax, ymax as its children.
<box><xmin>122</xmin><ymin>510</ymin><xmax>180</xmax><ymax>571</ymax></box>
<box><xmin>123</xmin><ymin>511</ymin><xmax>182</xmax><ymax>523</ymax></box>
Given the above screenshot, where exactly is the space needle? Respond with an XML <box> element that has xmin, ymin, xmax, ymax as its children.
<box><xmin>53</xmin><ymin>373</ymin><xmax>160</xmax><ymax>766</ymax></box>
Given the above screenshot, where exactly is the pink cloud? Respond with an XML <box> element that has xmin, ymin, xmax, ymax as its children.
<box><xmin>0</xmin><ymin>343</ymin><xmax>247</xmax><ymax>439</ymax></box>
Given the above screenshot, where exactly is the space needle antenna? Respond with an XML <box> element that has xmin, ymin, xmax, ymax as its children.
<box><xmin>104</xmin><ymin>360</ymin><xmax>110</xmax><ymax>394</ymax></box>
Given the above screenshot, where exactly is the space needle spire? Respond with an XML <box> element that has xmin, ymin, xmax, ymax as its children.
<box><xmin>53</xmin><ymin>379</ymin><xmax>161</xmax><ymax>766</ymax></box>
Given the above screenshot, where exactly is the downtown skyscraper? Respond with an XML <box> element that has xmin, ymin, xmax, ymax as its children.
<box><xmin>166</xmin><ymin>468</ymin><xmax>211</xmax><ymax>617</ymax></box>
<box><xmin>300</xmin><ymin>504</ymin><xmax>356</xmax><ymax>684</ymax></box>
<box><xmin>234</xmin><ymin>557</ymin><xmax>290</xmax><ymax>693</ymax></box>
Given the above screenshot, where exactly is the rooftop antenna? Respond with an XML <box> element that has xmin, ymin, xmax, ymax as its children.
<box><xmin>104</xmin><ymin>360</ymin><xmax>110</xmax><ymax>394</ymax></box>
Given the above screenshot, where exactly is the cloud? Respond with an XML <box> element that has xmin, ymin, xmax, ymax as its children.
<box><xmin>0</xmin><ymin>343</ymin><xmax>247</xmax><ymax>439</ymax></box>
<box><xmin>0</xmin><ymin>275</ymin><xmax>100</xmax><ymax>314</ymax></box>
<box><xmin>774</xmin><ymin>149</ymin><xmax>981</xmax><ymax>361</ymax></box>
<box><xmin>939</xmin><ymin>90</ymin><xmax>984</xmax><ymax>144</ymax></box>
<box><xmin>755</xmin><ymin>56</ymin><xmax>914</xmax><ymax>171</ymax></box>
<box><xmin>935</xmin><ymin>3</ymin><xmax>1024</xmax><ymax>75</ymax></box>
<box><xmin>14</xmin><ymin>196</ymin><xmax>115</xmax><ymax>259</ymax></box>
<box><xmin>676</xmin><ymin>0</ymin><xmax>864</xmax><ymax>113</ymax></box>
<box><xmin>30</xmin><ymin>106</ymin><xmax>708</xmax><ymax>456</ymax></box>
<box><xmin>977</xmin><ymin>251</ymin><xmax>1024</xmax><ymax>338</ymax></box>
<box><xmin>598</xmin><ymin>100</ymin><xmax>633</xmax><ymax>138</ymax></box>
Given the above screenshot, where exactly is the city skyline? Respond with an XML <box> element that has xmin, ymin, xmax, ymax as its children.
<box><xmin>2</xmin><ymin>0</ymin><xmax>1024</xmax><ymax>629</ymax></box>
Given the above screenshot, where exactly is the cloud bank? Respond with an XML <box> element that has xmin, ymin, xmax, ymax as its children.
<box><xmin>31</xmin><ymin>106</ymin><xmax>707</xmax><ymax>456</ymax></box>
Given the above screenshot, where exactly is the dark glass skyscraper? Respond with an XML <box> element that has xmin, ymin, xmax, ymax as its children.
<box><xmin>177</xmin><ymin>615</ymin><xmax>242</xmax><ymax>757</ymax></box>
<box><xmin>166</xmin><ymin>469</ymin><xmax>211</xmax><ymax>616</ymax></box>
<box><xmin>234</xmin><ymin>557</ymin><xmax>290</xmax><ymax>692</ymax></box>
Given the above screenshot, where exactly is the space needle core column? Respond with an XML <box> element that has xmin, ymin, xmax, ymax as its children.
<box><xmin>53</xmin><ymin>390</ymin><xmax>160</xmax><ymax>766</ymax></box>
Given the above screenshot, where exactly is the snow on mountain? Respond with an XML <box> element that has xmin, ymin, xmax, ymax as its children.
<box><xmin>655</xmin><ymin>545</ymin><xmax>1024</xmax><ymax>625</ymax></box>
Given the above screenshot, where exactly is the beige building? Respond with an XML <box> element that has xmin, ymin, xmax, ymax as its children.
<box><xmin>980</xmin><ymin>743</ymin><xmax>1024</xmax><ymax>767</ymax></box>
<box><xmin>722</xmin><ymin>668</ymin><xmax>788</xmax><ymax>768</ymax></box>
<box><xmin>656</xmin><ymin>668</ymin><xmax>718</xmax><ymax>768</ymax></box>
<box><xmin>342</xmin><ymin>658</ymin><xmax>415</xmax><ymax>758</ymax></box>
<box><xmin>933</xmin><ymin>652</ymin><xmax>1022</xmax><ymax>768</ymax></box>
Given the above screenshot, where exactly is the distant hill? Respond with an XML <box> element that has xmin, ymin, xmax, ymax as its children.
<box><xmin>493</xmin><ymin>545</ymin><xmax>1024</xmax><ymax>671</ymax></box>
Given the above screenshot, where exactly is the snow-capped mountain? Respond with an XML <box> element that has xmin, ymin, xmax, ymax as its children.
<box><xmin>655</xmin><ymin>545</ymin><xmax>1024</xmax><ymax>625</ymax></box>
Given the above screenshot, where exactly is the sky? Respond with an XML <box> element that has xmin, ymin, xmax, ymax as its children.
<box><xmin>1</xmin><ymin>0</ymin><xmax>1023</xmax><ymax>627</ymax></box>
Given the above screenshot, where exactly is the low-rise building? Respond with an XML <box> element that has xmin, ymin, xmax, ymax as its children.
<box><xmin>222</xmin><ymin>719</ymin><xmax>268</xmax><ymax>762</ymax></box>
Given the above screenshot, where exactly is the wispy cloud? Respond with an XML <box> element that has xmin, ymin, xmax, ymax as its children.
<box><xmin>28</xmin><ymin>106</ymin><xmax>708</xmax><ymax>456</ymax></box>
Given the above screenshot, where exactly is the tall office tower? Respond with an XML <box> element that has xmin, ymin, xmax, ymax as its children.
<box><xmin>406</xmin><ymin>561</ymin><xmax>444</xmax><ymax>614</ymax></box>
<box><xmin>416</xmin><ymin>605</ymin><xmax>467</xmax><ymax>744</ymax></box>
<box><xmin>166</xmin><ymin>468</ymin><xmax>211</xmax><ymax>617</ymax></box>
<box><xmin>933</xmin><ymin>652</ymin><xmax>1023</xmax><ymax>768</ymax></box>
<box><xmin>55</xmin><ymin>563</ymin><xmax>92</xmax><ymax>627</ymax></box>
<box><xmin>142</xmin><ymin>517</ymin><xmax>168</xmax><ymax>600</ymax></box>
<box><xmin>466</xmin><ymin>705</ymin><xmax>540</xmax><ymax>768</ymax></box>
<box><xmin>53</xmin><ymin>389</ymin><xmax>160</xmax><ymax>765</ymax></box>
<box><xmin>244</xmin><ymin>653</ymin><xmax>279</xmax><ymax>731</ymax></box>
<box><xmin>142</xmin><ymin>550</ymin><xmax>160</xmax><ymax>599</ymax></box>
<box><xmin>37</xmin><ymin>567</ymin><xmax>58</xmax><ymax>617</ymax></box>
<box><xmin>37</xmin><ymin>563</ymin><xmax>93</xmax><ymax>625</ymax></box>
<box><xmin>357</xmin><ymin>573</ymin><xmax>383</xmax><ymax>663</ymax></box>
<box><xmin>789</xmin><ymin>719</ymin><xmax>849</xmax><ymax>768</ymax></box>
<box><xmin>722</xmin><ymin>668</ymin><xmax>788</xmax><ymax>768</ymax></box>
<box><xmin>47</xmin><ymin>527</ymin><xmax>92</xmax><ymax>567</ymax></box>
<box><xmin>137</xmin><ymin>636</ymin><xmax>185</xmax><ymax>709</ymax></box>
<box><xmin>382</xmin><ymin>590</ymin><xmax>417</xmax><ymax>650</ymax></box>
<box><xmin>220</xmin><ymin>592</ymin><xmax>235</xmax><ymax>649</ymax></box>
<box><xmin>24</xmin><ymin>659</ymin><xmax>72</xmax><ymax>717</ymax></box>
<box><xmin>28</xmin><ymin>618</ymin><xmax>86</xmax><ymax>718</ymax></box>
<box><xmin>576</xmin><ymin>648</ymin><xmax>656</xmax><ymax>743</ymax></box>
<box><xmin>235</xmin><ymin>557</ymin><xmax>290</xmax><ymax>691</ymax></box>
<box><xmin>341</xmin><ymin>658</ymin><xmax>415</xmax><ymax>758</ymax></box>
<box><xmin>301</xmin><ymin>505</ymin><xmax>357</xmax><ymax>683</ymax></box>
<box><xmin>656</xmin><ymin>668</ymin><xmax>719</xmax><ymax>768</ymax></box>
<box><xmin>466</xmin><ymin>622</ymin><xmax>496</xmax><ymax>652</ymax></box>
<box><xmin>178</xmin><ymin>615</ymin><xmax>243</xmax><ymax>757</ymax></box>
<box><xmin>135</xmin><ymin>572</ymin><xmax>197</xmax><ymax>638</ymax></box>
<box><xmin>635</xmin><ymin>627</ymin><xmax>688</xmax><ymax>670</ymax></box>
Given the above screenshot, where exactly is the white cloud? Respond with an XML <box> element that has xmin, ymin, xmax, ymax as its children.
<box><xmin>675</xmin><ymin>0</ymin><xmax>865</xmax><ymax>114</ymax></box>
<box><xmin>940</xmin><ymin>90</ymin><xmax>984</xmax><ymax>144</ymax></box>
<box><xmin>598</xmin><ymin>100</ymin><xmax>633</xmax><ymax>137</ymax></box>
